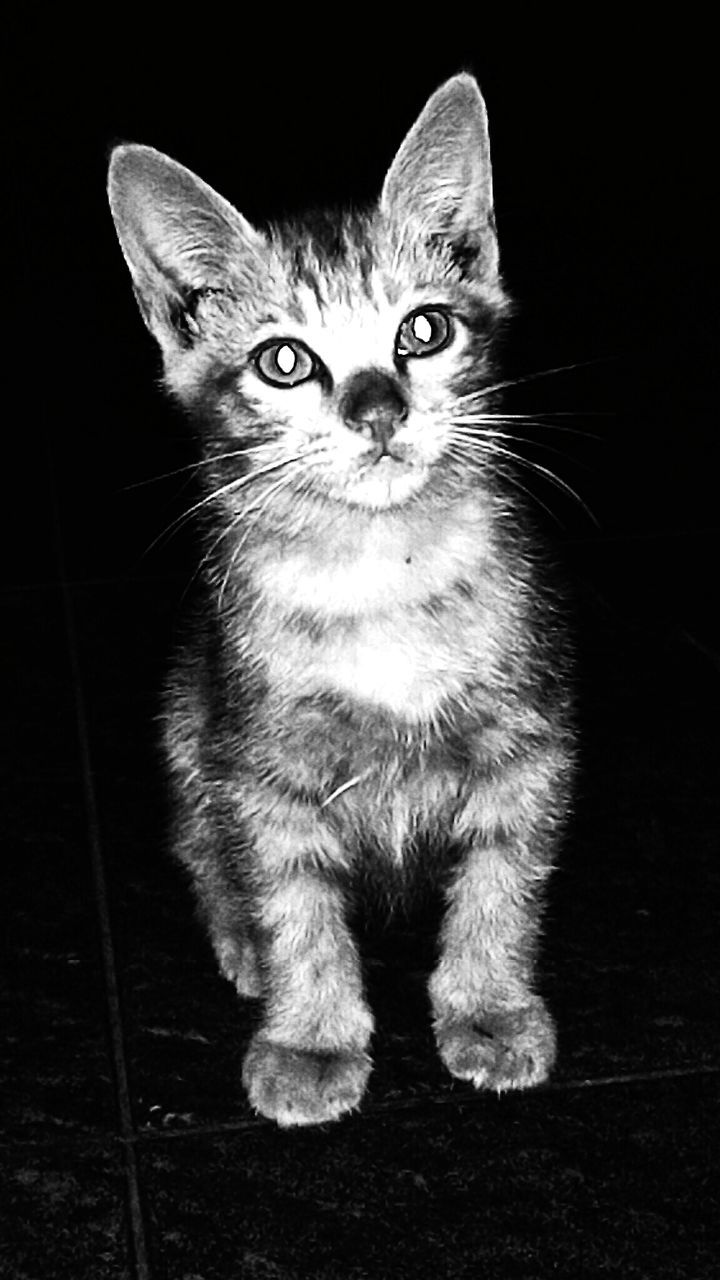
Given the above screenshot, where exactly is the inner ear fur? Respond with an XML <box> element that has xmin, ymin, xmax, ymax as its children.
<box><xmin>107</xmin><ymin>144</ymin><xmax>265</xmax><ymax>349</ymax></box>
<box><xmin>381</xmin><ymin>73</ymin><xmax>499</xmax><ymax>280</ymax></box>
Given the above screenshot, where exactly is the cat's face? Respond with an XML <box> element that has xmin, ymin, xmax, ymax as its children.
<box><xmin>108</xmin><ymin>74</ymin><xmax>508</xmax><ymax>513</ymax></box>
<box><xmin>195</xmin><ymin>222</ymin><xmax>500</xmax><ymax>511</ymax></box>
<box><xmin>245</xmin><ymin>292</ymin><xmax>456</xmax><ymax>510</ymax></box>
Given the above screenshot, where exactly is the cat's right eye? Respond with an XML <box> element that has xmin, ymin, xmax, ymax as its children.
<box><xmin>253</xmin><ymin>339</ymin><xmax>316</xmax><ymax>388</ymax></box>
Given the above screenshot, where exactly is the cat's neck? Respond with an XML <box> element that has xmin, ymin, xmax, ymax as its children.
<box><xmin>235</xmin><ymin>490</ymin><xmax>499</xmax><ymax>620</ymax></box>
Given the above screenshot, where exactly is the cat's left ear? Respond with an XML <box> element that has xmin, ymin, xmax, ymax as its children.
<box><xmin>381</xmin><ymin>74</ymin><xmax>499</xmax><ymax>280</ymax></box>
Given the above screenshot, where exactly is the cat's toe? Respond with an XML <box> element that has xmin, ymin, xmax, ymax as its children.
<box><xmin>436</xmin><ymin>999</ymin><xmax>556</xmax><ymax>1092</ymax></box>
<box><xmin>242</xmin><ymin>1036</ymin><xmax>372</xmax><ymax>1127</ymax></box>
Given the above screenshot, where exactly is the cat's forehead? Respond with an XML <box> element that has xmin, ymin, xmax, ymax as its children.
<box><xmin>253</xmin><ymin>209</ymin><xmax>464</xmax><ymax>371</ymax></box>
<box><xmin>290</xmin><ymin>284</ymin><xmax>407</xmax><ymax>380</ymax></box>
<box><xmin>270</xmin><ymin>209</ymin><xmax>397</xmax><ymax>308</ymax></box>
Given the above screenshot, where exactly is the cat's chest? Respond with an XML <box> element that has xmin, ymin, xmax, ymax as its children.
<box><xmin>250</xmin><ymin>607</ymin><xmax>478</xmax><ymax>722</ymax></box>
<box><xmin>306</xmin><ymin>617</ymin><xmax>473</xmax><ymax>719</ymax></box>
<box><xmin>246</xmin><ymin>509</ymin><xmax>505</xmax><ymax>721</ymax></box>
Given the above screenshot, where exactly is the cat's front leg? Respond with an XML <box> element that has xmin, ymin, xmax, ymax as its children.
<box><xmin>429</xmin><ymin>767</ymin><xmax>563</xmax><ymax>1092</ymax></box>
<box><xmin>240</xmin><ymin>811</ymin><xmax>373</xmax><ymax>1126</ymax></box>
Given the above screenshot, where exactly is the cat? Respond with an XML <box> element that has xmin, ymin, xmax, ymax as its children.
<box><xmin>108</xmin><ymin>73</ymin><xmax>575</xmax><ymax>1127</ymax></box>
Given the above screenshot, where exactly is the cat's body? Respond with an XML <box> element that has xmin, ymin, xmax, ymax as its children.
<box><xmin>109</xmin><ymin>75</ymin><xmax>575</xmax><ymax>1126</ymax></box>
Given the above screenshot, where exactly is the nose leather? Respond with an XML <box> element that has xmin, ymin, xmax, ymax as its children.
<box><xmin>339</xmin><ymin>369</ymin><xmax>408</xmax><ymax>444</ymax></box>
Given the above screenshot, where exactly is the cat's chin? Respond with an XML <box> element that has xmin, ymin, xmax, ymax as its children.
<box><xmin>341</xmin><ymin>457</ymin><xmax>428</xmax><ymax>510</ymax></box>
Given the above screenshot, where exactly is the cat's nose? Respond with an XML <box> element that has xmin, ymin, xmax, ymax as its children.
<box><xmin>339</xmin><ymin>369</ymin><xmax>408</xmax><ymax>444</ymax></box>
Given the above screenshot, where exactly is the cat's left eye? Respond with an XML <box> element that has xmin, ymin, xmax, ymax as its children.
<box><xmin>253</xmin><ymin>339</ymin><xmax>316</xmax><ymax>388</ymax></box>
<box><xmin>396</xmin><ymin>308</ymin><xmax>452</xmax><ymax>359</ymax></box>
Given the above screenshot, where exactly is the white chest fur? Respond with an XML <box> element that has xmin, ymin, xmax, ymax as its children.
<box><xmin>313</xmin><ymin>615</ymin><xmax>472</xmax><ymax>719</ymax></box>
<box><xmin>250</xmin><ymin>499</ymin><xmax>499</xmax><ymax>721</ymax></box>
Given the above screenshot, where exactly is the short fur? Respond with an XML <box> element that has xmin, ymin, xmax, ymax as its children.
<box><xmin>108</xmin><ymin>75</ymin><xmax>575</xmax><ymax>1126</ymax></box>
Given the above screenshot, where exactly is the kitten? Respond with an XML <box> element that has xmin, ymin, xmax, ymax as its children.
<box><xmin>108</xmin><ymin>74</ymin><xmax>575</xmax><ymax>1127</ymax></box>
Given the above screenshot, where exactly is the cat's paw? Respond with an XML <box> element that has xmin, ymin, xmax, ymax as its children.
<box><xmin>214</xmin><ymin>936</ymin><xmax>263</xmax><ymax>998</ymax></box>
<box><xmin>436</xmin><ymin>999</ymin><xmax>556</xmax><ymax>1092</ymax></box>
<box><xmin>242</xmin><ymin>1036</ymin><xmax>372</xmax><ymax>1127</ymax></box>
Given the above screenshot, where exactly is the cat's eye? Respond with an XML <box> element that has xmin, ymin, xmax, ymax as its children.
<box><xmin>253</xmin><ymin>339</ymin><xmax>316</xmax><ymax>387</ymax></box>
<box><xmin>395</xmin><ymin>308</ymin><xmax>452</xmax><ymax>359</ymax></box>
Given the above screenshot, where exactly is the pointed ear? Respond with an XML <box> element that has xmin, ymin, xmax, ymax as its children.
<box><xmin>381</xmin><ymin>74</ymin><xmax>499</xmax><ymax>280</ymax></box>
<box><xmin>107</xmin><ymin>144</ymin><xmax>265</xmax><ymax>354</ymax></box>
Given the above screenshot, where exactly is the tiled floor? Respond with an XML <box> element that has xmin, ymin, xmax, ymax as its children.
<box><xmin>3</xmin><ymin>445</ymin><xmax>719</xmax><ymax>1280</ymax></box>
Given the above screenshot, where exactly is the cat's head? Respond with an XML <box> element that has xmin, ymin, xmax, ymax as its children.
<box><xmin>108</xmin><ymin>74</ymin><xmax>510</xmax><ymax>511</ymax></box>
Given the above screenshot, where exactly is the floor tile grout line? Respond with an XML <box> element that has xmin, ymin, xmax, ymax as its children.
<box><xmin>3</xmin><ymin>1058</ymin><xmax>717</xmax><ymax>1154</ymax></box>
<box><xmin>125</xmin><ymin>1064</ymin><xmax>720</xmax><ymax>1142</ymax></box>
<box><xmin>50</xmin><ymin>468</ymin><xmax>152</xmax><ymax>1280</ymax></box>
<box><xmin>57</xmin><ymin>577</ymin><xmax>152</xmax><ymax>1280</ymax></box>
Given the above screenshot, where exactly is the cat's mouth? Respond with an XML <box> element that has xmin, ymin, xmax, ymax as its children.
<box><xmin>362</xmin><ymin>444</ymin><xmax>418</xmax><ymax>488</ymax></box>
<box><xmin>366</xmin><ymin>440</ymin><xmax>411</xmax><ymax>468</ymax></box>
<box><xmin>370</xmin><ymin>451</ymin><xmax>406</xmax><ymax>469</ymax></box>
<box><xmin>343</xmin><ymin>442</ymin><xmax>427</xmax><ymax>508</ymax></box>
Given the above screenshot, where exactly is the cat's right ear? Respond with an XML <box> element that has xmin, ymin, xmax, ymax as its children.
<box><xmin>107</xmin><ymin>145</ymin><xmax>265</xmax><ymax>356</ymax></box>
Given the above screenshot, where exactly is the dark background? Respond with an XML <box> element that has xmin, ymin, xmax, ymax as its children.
<box><xmin>4</xmin><ymin>28</ymin><xmax>719</xmax><ymax>1280</ymax></box>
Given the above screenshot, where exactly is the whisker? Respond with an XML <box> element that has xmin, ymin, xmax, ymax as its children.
<box><xmin>449</xmin><ymin>424</ymin><xmax>591</xmax><ymax>468</ymax></box>
<box><xmin>443</xmin><ymin>441</ymin><xmax>490</xmax><ymax>479</ymax></box>
<box><xmin>450</xmin><ymin>413</ymin><xmax>604</xmax><ymax>442</ymax></box>
<box><xmin>478</xmin><ymin>356</ymin><xmax>614</xmax><ymax>398</ymax></box>
<box><xmin>217</xmin><ymin>465</ymin><xmax>314</xmax><ymax>608</ymax></box>
<box><xmin>445</xmin><ymin>441</ymin><xmax>562</xmax><ymax>527</ymax></box>
<box><xmin>447</xmin><ymin>433</ymin><xmax>598</xmax><ymax>525</ymax></box>
<box><xmin>143</xmin><ymin>451</ymin><xmax>314</xmax><ymax>556</ymax></box>
<box><xmin>123</xmin><ymin>443</ymin><xmax>278</xmax><ymax>490</ymax></box>
<box><xmin>178</xmin><ymin>453</ymin><xmax>322</xmax><ymax>606</ymax></box>
<box><xmin>181</xmin><ymin>513</ymin><xmax>246</xmax><ymax>605</ymax></box>
<box><xmin>451</xmin><ymin>393</ymin><xmax>612</xmax><ymax>420</ymax></box>
<box><xmin>463</xmin><ymin>410</ymin><xmax>611</xmax><ymax>420</ymax></box>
